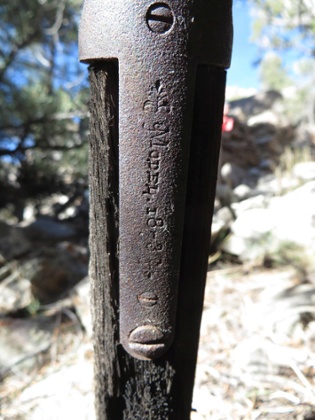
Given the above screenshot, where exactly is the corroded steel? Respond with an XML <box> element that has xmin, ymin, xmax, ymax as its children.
<box><xmin>79</xmin><ymin>1</ymin><xmax>233</xmax><ymax>360</ymax></box>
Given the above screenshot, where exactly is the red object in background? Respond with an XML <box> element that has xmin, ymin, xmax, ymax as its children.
<box><xmin>222</xmin><ymin>115</ymin><xmax>234</xmax><ymax>132</ymax></box>
<box><xmin>222</xmin><ymin>103</ymin><xmax>234</xmax><ymax>132</ymax></box>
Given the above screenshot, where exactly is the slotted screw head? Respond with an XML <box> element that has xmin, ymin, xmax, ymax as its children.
<box><xmin>128</xmin><ymin>325</ymin><xmax>168</xmax><ymax>360</ymax></box>
<box><xmin>146</xmin><ymin>3</ymin><xmax>174</xmax><ymax>34</ymax></box>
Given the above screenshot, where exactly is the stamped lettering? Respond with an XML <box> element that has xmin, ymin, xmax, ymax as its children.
<box><xmin>143</xmin><ymin>122</ymin><xmax>170</xmax><ymax>147</ymax></box>
<box><xmin>140</xmin><ymin>80</ymin><xmax>171</xmax><ymax>287</ymax></box>
<box><xmin>143</xmin><ymin>80</ymin><xmax>170</xmax><ymax>113</ymax></box>
<box><xmin>146</xmin><ymin>207</ymin><xmax>164</xmax><ymax>228</ymax></box>
<box><xmin>143</xmin><ymin>149</ymin><xmax>161</xmax><ymax>196</ymax></box>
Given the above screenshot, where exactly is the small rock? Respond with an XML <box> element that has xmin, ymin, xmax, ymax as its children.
<box><xmin>259</xmin><ymin>158</ymin><xmax>276</xmax><ymax>172</ymax></box>
<box><xmin>16</xmin><ymin>357</ymin><xmax>95</xmax><ymax>420</ymax></box>
<box><xmin>220</xmin><ymin>163</ymin><xmax>246</xmax><ymax>188</ymax></box>
<box><xmin>233</xmin><ymin>184</ymin><xmax>253</xmax><ymax>201</ymax></box>
<box><xmin>24</xmin><ymin>217</ymin><xmax>77</xmax><ymax>243</ymax></box>
<box><xmin>270</xmin><ymin>180</ymin><xmax>315</xmax><ymax>248</ymax></box>
<box><xmin>231</xmin><ymin>194</ymin><xmax>271</xmax><ymax>215</ymax></box>
<box><xmin>215</xmin><ymin>184</ymin><xmax>234</xmax><ymax>207</ymax></box>
<box><xmin>224</xmin><ymin>180</ymin><xmax>315</xmax><ymax>263</ymax></box>
<box><xmin>248</xmin><ymin>110</ymin><xmax>280</xmax><ymax>127</ymax></box>
<box><xmin>0</xmin><ymin>317</ymin><xmax>55</xmax><ymax>379</ymax></box>
<box><xmin>257</xmin><ymin>174</ymin><xmax>299</xmax><ymax>195</ymax></box>
<box><xmin>232</xmin><ymin>337</ymin><xmax>306</xmax><ymax>377</ymax></box>
<box><xmin>232</xmin><ymin>338</ymin><xmax>276</xmax><ymax>376</ymax></box>
<box><xmin>293</xmin><ymin>161</ymin><xmax>315</xmax><ymax>181</ymax></box>
<box><xmin>220</xmin><ymin>234</ymin><xmax>247</xmax><ymax>258</ymax></box>
<box><xmin>216</xmin><ymin>206</ymin><xmax>234</xmax><ymax>225</ymax></box>
<box><xmin>30</xmin><ymin>242</ymin><xmax>88</xmax><ymax>304</ymax></box>
<box><xmin>0</xmin><ymin>273</ymin><xmax>32</xmax><ymax>313</ymax></box>
<box><xmin>211</xmin><ymin>207</ymin><xmax>234</xmax><ymax>246</ymax></box>
<box><xmin>232</xmin><ymin>208</ymin><xmax>274</xmax><ymax>240</ymax></box>
<box><xmin>0</xmin><ymin>221</ymin><xmax>31</xmax><ymax>261</ymax></box>
<box><xmin>229</xmin><ymin>90</ymin><xmax>282</xmax><ymax>122</ymax></box>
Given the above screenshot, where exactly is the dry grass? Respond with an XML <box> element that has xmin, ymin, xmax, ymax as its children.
<box><xmin>192</xmin><ymin>265</ymin><xmax>315</xmax><ymax>419</ymax></box>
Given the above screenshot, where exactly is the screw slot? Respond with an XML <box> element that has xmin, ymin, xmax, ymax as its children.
<box><xmin>138</xmin><ymin>292</ymin><xmax>159</xmax><ymax>307</ymax></box>
<box><xmin>146</xmin><ymin>3</ymin><xmax>174</xmax><ymax>34</ymax></box>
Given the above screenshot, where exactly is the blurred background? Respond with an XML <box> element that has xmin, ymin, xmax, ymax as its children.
<box><xmin>1</xmin><ymin>0</ymin><xmax>315</xmax><ymax>418</ymax></box>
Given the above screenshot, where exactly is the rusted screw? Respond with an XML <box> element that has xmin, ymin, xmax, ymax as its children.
<box><xmin>138</xmin><ymin>292</ymin><xmax>159</xmax><ymax>307</ymax></box>
<box><xmin>146</xmin><ymin>3</ymin><xmax>174</xmax><ymax>34</ymax></box>
<box><xmin>128</xmin><ymin>325</ymin><xmax>168</xmax><ymax>360</ymax></box>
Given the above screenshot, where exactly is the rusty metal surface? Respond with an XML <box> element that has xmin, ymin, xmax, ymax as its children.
<box><xmin>79</xmin><ymin>1</ymin><xmax>233</xmax><ymax>360</ymax></box>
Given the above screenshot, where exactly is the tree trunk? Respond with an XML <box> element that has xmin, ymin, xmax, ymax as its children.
<box><xmin>88</xmin><ymin>61</ymin><xmax>226</xmax><ymax>419</ymax></box>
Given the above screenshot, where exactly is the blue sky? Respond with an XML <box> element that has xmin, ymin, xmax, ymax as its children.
<box><xmin>227</xmin><ymin>0</ymin><xmax>260</xmax><ymax>89</ymax></box>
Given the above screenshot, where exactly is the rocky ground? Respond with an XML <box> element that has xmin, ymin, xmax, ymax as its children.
<box><xmin>1</xmin><ymin>90</ymin><xmax>315</xmax><ymax>419</ymax></box>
